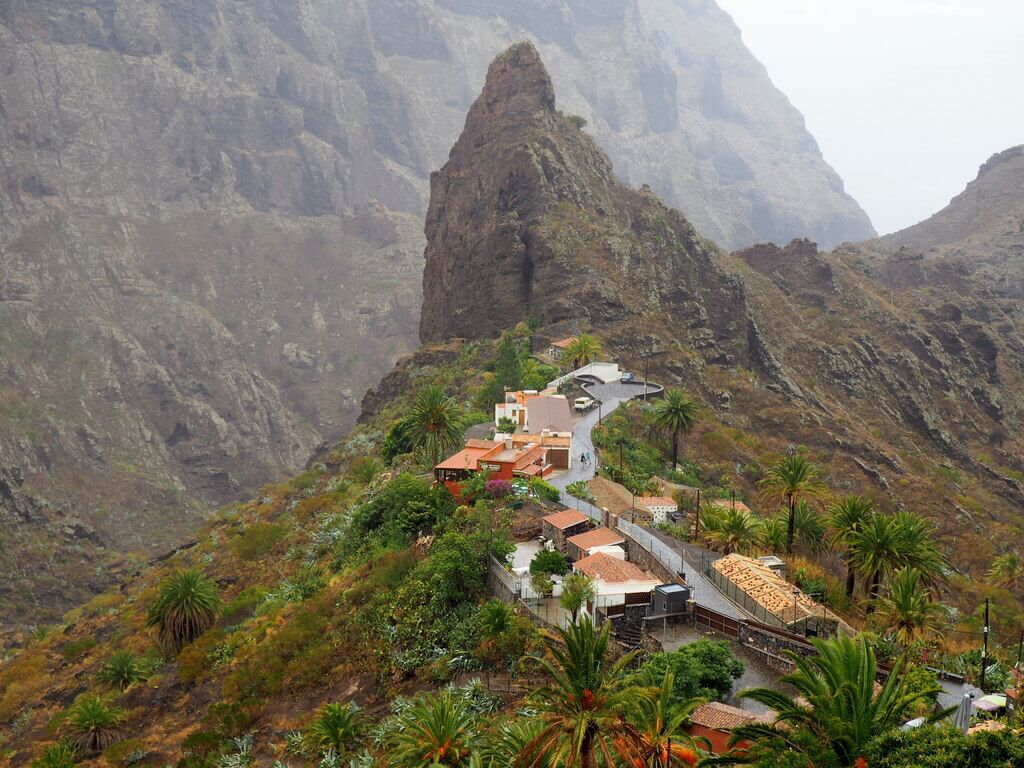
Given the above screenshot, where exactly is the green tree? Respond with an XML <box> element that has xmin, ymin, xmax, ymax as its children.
<box><xmin>63</xmin><ymin>696</ymin><xmax>125</xmax><ymax>756</ymax></box>
<box><xmin>758</xmin><ymin>516</ymin><xmax>787</xmax><ymax>553</ymax></box>
<box><xmin>635</xmin><ymin>640</ymin><xmax>743</xmax><ymax>702</ymax></box>
<box><xmin>757</xmin><ymin>454</ymin><xmax>829</xmax><ymax>556</ymax></box>
<box><xmin>523</xmin><ymin>617</ymin><xmax>651</xmax><ymax>768</ymax></box>
<box><xmin>381</xmin><ymin>416</ymin><xmax>415</xmax><ymax>465</ymax></box>
<box><xmin>560</xmin><ymin>334</ymin><xmax>603</xmax><ymax>370</ymax></box>
<box><xmin>388</xmin><ymin>691</ymin><xmax>478</xmax><ymax>767</ymax></box>
<box><xmin>530</xmin><ymin>571</ymin><xmax>554</xmax><ymax>599</ymax></box>
<box><xmin>627</xmin><ymin>672</ymin><xmax>704</xmax><ymax>767</ymax></box>
<box><xmin>873</xmin><ymin>567</ymin><xmax>947</xmax><ymax>647</ymax></box>
<box><xmin>407</xmin><ymin>385</ymin><xmax>465</xmax><ymax>466</ymax></box>
<box><xmin>986</xmin><ymin>551</ymin><xmax>1023</xmax><ymax>592</ymax></box>
<box><xmin>497</xmin><ymin>416</ymin><xmax>517</xmax><ymax>433</ymax></box>
<box><xmin>308</xmin><ymin>702</ymin><xmax>365</xmax><ymax>756</ymax></box>
<box><xmin>145</xmin><ymin>569</ymin><xmax>220</xmax><ymax>653</ymax></box>
<box><xmin>96</xmin><ymin>650</ymin><xmax>152</xmax><ymax>691</ymax></box>
<box><xmin>792</xmin><ymin>501</ymin><xmax>826</xmax><ymax>553</ymax></box>
<box><xmin>826</xmin><ymin>496</ymin><xmax>875</xmax><ymax>598</ymax></box>
<box><xmin>560</xmin><ymin>573</ymin><xmax>596</xmax><ymax>622</ymax></box>
<box><xmin>703</xmin><ymin>507</ymin><xmax>763</xmax><ymax>555</ymax></box>
<box><xmin>494</xmin><ymin>332</ymin><xmax>523</xmax><ymax>390</ymax></box>
<box><xmin>863</xmin><ymin>724</ymin><xmax>1024</xmax><ymax>768</ymax></box>
<box><xmin>725</xmin><ymin>635</ymin><xmax>941</xmax><ymax>766</ymax></box>
<box><xmin>530</xmin><ymin>549</ymin><xmax>569</xmax><ymax>577</ymax></box>
<box><xmin>650</xmin><ymin>389</ymin><xmax>698</xmax><ymax>471</ymax></box>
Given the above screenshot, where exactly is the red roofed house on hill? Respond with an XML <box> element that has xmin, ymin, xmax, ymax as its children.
<box><xmin>434</xmin><ymin>436</ymin><xmax>552</xmax><ymax>497</ymax></box>
<box><xmin>572</xmin><ymin>552</ymin><xmax>659</xmax><ymax>619</ymax></box>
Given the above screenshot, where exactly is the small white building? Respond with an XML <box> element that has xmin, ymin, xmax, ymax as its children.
<box><xmin>635</xmin><ymin>496</ymin><xmax>678</xmax><ymax>525</ymax></box>
<box><xmin>572</xmin><ymin>552</ymin><xmax>659</xmax><ymax>616</ymax></box>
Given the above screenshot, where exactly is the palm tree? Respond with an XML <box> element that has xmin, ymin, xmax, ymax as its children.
<box><xmin>726</xmin><ymin>635</ymin><xmax>941</xmax><ymax>766</ymax></box>
<box><xmin>873</xmin><ymin>568</ymin><xmax>947</xmax><ymax>647</ymax></box>
<box><xmin>480</xmin><ymin>720</ymin><xmax>550</xmax><ymax>768</ymax></box>
<box><xmin>757</xmin><ymin>454</ymin><xmax>829</xmax><ymax>555</ymax></box>
<box><xmin>308</xmin><ymin>702</ymin><xmax>365</xmax><ymax>756</ymax></box>
<box><xmin>826</xmin><ymin>496</ymin><xmax>875</xmax><ymax>598</ymax></box>
<box><xmin>389</xmin><ymin>691</ymin><xmax>478</xmax><ymax>767</ymax></box>
<box><xmin>96</xmin><ymin>650</ymin><xmax>152</xmax><ymax>691</ymax></box>
<box><xmin>145</xmin><ymin>569</ymin><xmax>220</xmax><ymax>653</ymax></box>
<box><xmin>407</xmin><ymin>385</ymin><xmax>465</xmax><ymax>466</ymax></box>
<box><xmin>625</xmin><ymin>673</ymin><xmax>704</xmax><ymax>767</ymax></box>
<box><xmin>987</xmin><ymin>551</ymin><xmax>1024</xmax><ymax>591</ymax></box>
<box><xmin>560</xmin><ymin>573</ymin><xmax>596</xmax><ymax>623</ymax></box>
<box><xmin>758</xmin><ymin>516</ymin><xmax>787</xmax><ymax>553</ymax></box>
<box><xmin>847</xmin><ymin>513</ymin><xmax>903</xmax><ymax>608</ymax></box>
<box><xmin>63</xmin><ymin>696</ymin><xmax>125</xmax><ymax>756</ymax></box>
<box><xmin>650</xmin><ymin>390</ymin><xmax>698</xmax><ymax>471</ymax></box>
<box><xmin>791</xmin><ymin>501</ymin><xmax>826</xmax><ymax>554</ymax></box>
<box><xmin>561</xmin><ymin>334</ymin><xmax>603</xmax><ymax>370</ymax></box>
<box><xmin>890</xmin><ymin>511</ymin><xmax>947</xmax><ymax>589</ymax></box>
<box><xmin>703</xmin><ymin>507</ymin><xmax>763</xmax><ymax>556</ymax></box>
<box><xmin>523</xmin><ymin>616</ymin><xmax>651</xmax><ymax>768</ymax></box>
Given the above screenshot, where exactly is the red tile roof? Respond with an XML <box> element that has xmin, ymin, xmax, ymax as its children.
<box><xmin>636</xmin><ymin>496</ymin><xmax>677</xmax><ymax>508</ymax></box>
<box><xmin>689</xmin><ymin>702</ymin><xmax>764</xmax><ymax>730</ymax></box>
<box><xmin>573</xmin><ymin>552</ymin><xmax>657</xmax><ymax>584</ymax></box>
<box><xmin>552</xmin><ymin>337</ymin><xmax>577</xmax><ymax>348</ymax></box>
<box><xmin>542</xmin><ymin>509</ymin><xmax>589</xmax><ymax>530</ymax></box>
<box><xmin>567</xmin><ymin>527</ymin><xmax>625</xmax><ymax>551</ymax></box>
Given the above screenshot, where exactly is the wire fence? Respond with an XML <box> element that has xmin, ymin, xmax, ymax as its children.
<box><xmin>617</xmin><ymin>518</ymin><xmax>683</xmax><ymax>575</ymax></box>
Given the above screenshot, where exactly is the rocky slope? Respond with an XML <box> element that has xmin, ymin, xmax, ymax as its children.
<box><xmin>420</xmin><ymin>43</ymin><xmax>1024</xmax><ymax>581</ymax></box>
<box><xmin>0</xmin><ymin>0</ymin><xmax>876</xmax><ymax>626</ymax></box>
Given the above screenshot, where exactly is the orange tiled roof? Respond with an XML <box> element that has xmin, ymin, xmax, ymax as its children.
<box><xmin>689</xmin><ymin>702</ymin><xmax>764</xmax><ymax>730</ymax></box>
<box><xmin>542</xmin><ymin>509</ymin><xmax>589</xmax><ymax>530</ymax></box>
<box><xmin>434</xmin><ymin>442</ymin><xmax>498</xmax><ymax>471</ymax></box>
<box><xmin>636</xmin><ymin>496</ymin><xmax>677</xmax><ymax>508</ymax></box>
<box><xmin>573</xmin><ymin>552</ymin><xmax>657</xmax><ymax>584</ymax></box>
<box><xmin>551</xmin><ymin>337</ymin><xmax>577</xmax><ymax>348</ymax></box>
<box><xmin>566</xmin><ymin>526</ymin><xmax>625</xmax><ymax>551</ymax></box>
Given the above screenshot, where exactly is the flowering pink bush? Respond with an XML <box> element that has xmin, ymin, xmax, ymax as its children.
<box><xmin>486</xmin><ymin>479</ymin><xmax>513</xmax><ymax>499</ymax></box>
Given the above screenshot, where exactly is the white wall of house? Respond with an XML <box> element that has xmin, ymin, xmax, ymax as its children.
<box><xmin>644</xmin><ymin>504</ymin><xmax>676</xmax><ymax>524</ymax></box>
<box><xmin>585</xmin><ymin>544</ymin><xmax>626</xmax><ymax>560</ymax></box>
<box><xmin>547</xmin><ymin>361</ymin><xmax>622</xmax><ymax>389</ymax></box>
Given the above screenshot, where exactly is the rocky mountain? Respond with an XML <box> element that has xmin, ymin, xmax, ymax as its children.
<box><xmin>420</xmin><ymin>43</ymin><xmax>1024</xmax><ymax>580</ymax></box>
<box><xmin>0</xmin><ymin>0</ymin><xmax>873</xmax><ymax>626</ymax></box>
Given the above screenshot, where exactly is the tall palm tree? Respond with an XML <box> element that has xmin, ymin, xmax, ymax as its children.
<box><xmin>757</xmin><ymin>455</ymin><xmax>829</xmax><ymax>555</ymax></box>
<box><xmin>624</xmin><ymin>673</ymin><xmax>704</xmax><ymax>767</ymax></box>
<box><xmin>523</xmin><ymin>617</ymin><xmax>651</xmax><ymax>768</ymax></box>
<box><xmin>145</xmin><ymin>569</ymin><xmax>220</xmax><ymax>653</ymax></box>
<box><xmin>987</xmin><ymin>551</ymin><xmax>1024</xmax><ymax>592</ymax></box>
<box><xmin>407</xmin><ymin>385</ymin><xmax>465</xmax><ymax>466</ymax></box>
<box><xmin>826</xmin><ymin>496</ymin><xmax>875</xmax><ymax>598</ymax></box>
<box><xmin>873</xmin><ymin>568</ymin><xmax>947</xmax><ymax>647</ymax></box>
<box><xmin>703</xmin><ymin>507</ymin><xmax>763</xmax><ymax>556</ymax></box>
<box><xmin>389</xmin><ymin>691</ymin><xmax>478</xmax><ymax>767</ymax></box>
<box><xmin>650</xmin><ymin>390</ymin><xmax>698</xmax><ymax>471</ymax></box>
<box><xmin>758</xmin><ymin>516</ymin><xmax>787</xmax><ymax>553</ymax></box>
<box><xmin>561</xmin><ymin>334</ymin><xmax>603</xmax><ymax>370</ymax></box>
<box><xmin>890</xmin><ymin>511</ymin><xmax>946</xmax><ymax>588</ymax></box>
<box><xmin>791</xmin><ymin>501</ymin><xmax>826</xmax><ymax>554</ymax></box>
<box><xmin>724</xmin><ymin>635</ymin><xmax>942</xmax><ymax>766</ymax></box>
<box><xmin>560</xmin><ymin>573</ymin><xmax>596</xmax><ymax>623</ymax></box>
<box><xmin>847</xmin><ymin>513</ymin><xmax>903</xmax><ymax>609</ymax></box>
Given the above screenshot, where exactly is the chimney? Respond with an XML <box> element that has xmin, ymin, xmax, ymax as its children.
<box><xmin>504</xmin><ymin>437</ymin><xmax>513</xmax><ymax>450</ymax></box>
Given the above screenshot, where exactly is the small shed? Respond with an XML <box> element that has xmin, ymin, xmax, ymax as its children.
<box><xmin>648</xmin><ymin>583</ymin><xmax>691</xmax><ymax>617</ymax></box>
<box><xmin>566</xmin><ymin>526</ymin><xmax>625</xmax><ymax>561</ymax></box>
<box><xmin>542</xmin><ymin>509</ymin><xmax>591</xmax><ymax>552</ymax></box>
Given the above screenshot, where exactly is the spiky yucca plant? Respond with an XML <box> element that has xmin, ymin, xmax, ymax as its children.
<box><xmin>30</xmin><ymin>742</ymin><xmax>77</xmax><ymax>768</ymax></box>
<box><xmin>388</xmin><ymin>691</ymin><xmax>478</xmax><ymax>767</ymax></box>
<box><xmin>96</xmin><ymin>650</ymin><xmax>152</xmax><ymax>691</ymax></box>
<box><xmin>145</xmin><ymin>569</ymin><xmax>220</xmax><ymax>653</ymax></box>
<box><xmin>63</xmin><ymin>696</ymin><xmax>125</xmax><ymax>756</ymax></box>
<box><xmin>308</xmin><ymin>702</ymin><xmax>365</xmax><ymax>755</ymax></box>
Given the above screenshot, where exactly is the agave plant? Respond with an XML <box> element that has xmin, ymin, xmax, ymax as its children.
<box><xmin>63</xmin><ymin>696</ymin><xmax>125</xmax><ymax>756</ymax></box>
<box><xmin>30</xmin><ymin>742</ymin><xmax>77</xmax><ymax>768</ymax></box>
<box><xmin>96</xmin><ymin>650</ymin><xmax>152</xmax><ymax>691</ymax></box>
<box><xmin>145</xmin><ymin>569</ymin><xmax>220</xmax><ymax>652</ymax></box>
<box><xmin>308</xmin><ymin>702</ymin><xmax>365</xmax><ymax>756</ymax></box>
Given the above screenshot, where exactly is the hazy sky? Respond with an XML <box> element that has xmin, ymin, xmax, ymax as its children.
<box><xmin>716</xmin><ymin>0</ymin><xmax>1024</xmax><ymax>235</ymax></box>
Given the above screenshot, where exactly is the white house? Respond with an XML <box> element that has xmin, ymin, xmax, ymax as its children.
<box><xmin>572</xmin><ymin>552</ymin><xmax>659</xmax><ymax>616</ymax></box>
<box><xmin>635</xmin><ymin>496</ymin><xmax>678</xmax><ymax>525</ymax></box>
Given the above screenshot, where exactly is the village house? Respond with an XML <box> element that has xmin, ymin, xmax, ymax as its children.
<box><xmin>547</xmin><ymin>336</ymin><xmax>577</xmax><ymax>361</ymax></box>
<box><xmin>433</xmin><ymin>437</ymin><xmax>551</xmax><ymax>497</ymax></box>
<box><xmin>572</xmin><ymin>551</ymin><xmax>660</xmax><ymax>617</ymax></box>
<box><xmin>634</xmin><ymin>495</ymin><xmax>677</xmax><ymax>524</ymax></box>
<box><xmin>684</xmin><ymin>702</ymin><xmax>768</xmax><ymax>755</ymax></box>
<box><xmin>494</xmin><ymin>390</ymin><xmax>573</xmax><ymax>435</ymax></box>
<box><xmin>541</xmin><ymin>509</ymin><xmax>591</xmax><ymax>552</ymax></box>
<box><xmin>711</xmin><ymin>553</ymin><xmax>849</xmax><ymax>638</ymax></box>
<box><xmin>496</xmin><ymin>432</ymin><xmax>572</xmax><ymax>470</ymax></box>
<box><xmin>565</xmin><ymin>526</ymin><xmax>625</xmax><ymax>562</ymax></box>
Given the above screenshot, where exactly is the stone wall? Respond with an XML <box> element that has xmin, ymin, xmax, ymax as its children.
<box><xmin>739</xmin><ymin>622</ymin><xmax>815</xmax><ymax>672</ymax></box>
<box><xmin>617</xmin><ymin>530</ymin><xmax>677</xmax><ymax>583</ymax></box>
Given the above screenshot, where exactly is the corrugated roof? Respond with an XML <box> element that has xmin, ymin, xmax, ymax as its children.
<box><xmin>573</xmin><ymin>552</ymin><xmax>657</xmax><ymax>584</ymax></box>
<box><xmin>542</xmin><ymin>509</ymin><xmax>589</xmax><ymax>530</ymax></box>
<box><xmin>526</xmin><ymin>396</ymin><xmax>573</xmax><ymax>433</ymax></box>
<box><xmin>566</xmin><ymin>527</ymin><xmax>625</xmax><ymax>551</ymax></box>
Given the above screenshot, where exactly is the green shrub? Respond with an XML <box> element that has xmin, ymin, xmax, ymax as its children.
<box><xmin>381</xmin><ymin>416</ymin><xmax>415</xmax><ymax>465</ymax></box>
<box><xmin>62</xmin><ymin>696</ymin><xmax>125</xmax><ymax>756</ymax></box>
<box><xmin>529</xmin><ymin>477</ymin><xmax>561</xmax><ymax>503</ymax></box>
<box><xmin>177</xmin><ymin>630</ymin><xmax>227</xmax><ymax>684</ymax></box>
<box><xmin>636</xmin><ymin>640</ymin><xmax>743</xmax><ymax>702</ymax></box>
<box><xmin>529</xmin><ymin>549</ymin><xmax>569</xmax><ymax>576</ymax></box>
<box><xmin>31</xmin><ymin>742</ymin><xmax>76</xmax><ymax>768</ymax></box>
<box><xmin>220</xmin><ymin>586</ymin><xmax>269</xmax><ymax>624</ymax></box>
<box><xmin>864</xmin><ymin>725</ymin><xmax>1024</xmax><ymax>768</ymax></box>
<box><xmin>59</xmin><ymin>638</ymin><xmax>97</xmax><ymax>661</ymax></box>
<box><xmin>307</xmin><ymin>702</ymin><xmax>365</xmax><ymax>755</ymax></box>
<box><xmin>96</xmin><ymin>651</ymin><xmax>152</xmax><ymax>691</ymax></box>
<box><xmin>101</xmin><ymin>738</ymin><xmax>146</xmax><ymax>767</ymax></box>
<box><xmin>232</xmin><ymin>523</ymin><xmax>286</xmax><ymax>559</ymax></box>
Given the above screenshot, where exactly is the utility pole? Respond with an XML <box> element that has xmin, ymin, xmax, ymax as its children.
<box><xmin>1017</xmin><ymin>627</ymin><xmax>1023</xmax><ymax>668</ymax></box>
<box><xmin>981</xmin><ymin>598</ymin><xmax>991</xmax><ymax>690</ymax></box>
<box><xmin>731</xmin><ymin>489</ymin><xmax>736</xmax><ymax>511</ymax></box>
<box><xmin>644</xmin><ymin>356</ymin><xmax>650</xmax><ymax>402</ymax></box>
<box><xmin>694</xmin><ymin>488</ymin><xmax>701</xmax><ymax>539</ymax></box>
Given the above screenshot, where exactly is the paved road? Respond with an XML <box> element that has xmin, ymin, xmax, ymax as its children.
<box><xmin>548</xmin><ymin>378</ymin><xmax>741</xmax><ymax>619</ymax></box>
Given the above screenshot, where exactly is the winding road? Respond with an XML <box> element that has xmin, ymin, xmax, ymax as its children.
<box><xmin>548</xmin><ymin>378</ymin><xmax>742</xmax><ymax>618</ymax></box>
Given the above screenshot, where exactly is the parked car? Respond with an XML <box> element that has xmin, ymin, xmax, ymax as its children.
<box><xmin>620</xmin><ymin>372</ymin><xmax>636</xmax><ymax>383</ymax></box>
<box><xmin>574</xmin><ymin>396</ymin><xmax>595</xmax><ymax>411</ymax></box>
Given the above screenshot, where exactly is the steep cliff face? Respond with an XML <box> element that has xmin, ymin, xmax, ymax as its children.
<box><xmin>0</xmin><ymin>0</ymin><xmax>872</xmax><ymax>623</ymax></box>
<box><xmin>418</xmin><ymin>43</ymin><xmax>1024</xmax><ymax>580</ymax></box>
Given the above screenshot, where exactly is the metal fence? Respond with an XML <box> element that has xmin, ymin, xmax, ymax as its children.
<box><xmin>617</xmin><ymin>518</ymin><xmax>683</xmax><ymax>574</ymax></box>
<box><xmin>702</xmin><ymin>564</ymin><xmax>791</xmax><ymax>632</ymax></box>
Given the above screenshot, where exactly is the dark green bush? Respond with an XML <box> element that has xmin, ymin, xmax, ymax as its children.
<box><xmin>863</xmin><ymin>725</ymin><xmax>1024</xmax><ymax>768</ymax></box>
<box><xmin>529</xmin><ymin>550</ymin><xmax>569</xmax><ymax>576</ymax></box>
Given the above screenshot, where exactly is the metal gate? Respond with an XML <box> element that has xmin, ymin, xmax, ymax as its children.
<box><xmin>693</xmin><ymin>605</ymin><xmax>741</xmax><ymax>638</ymax></box>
